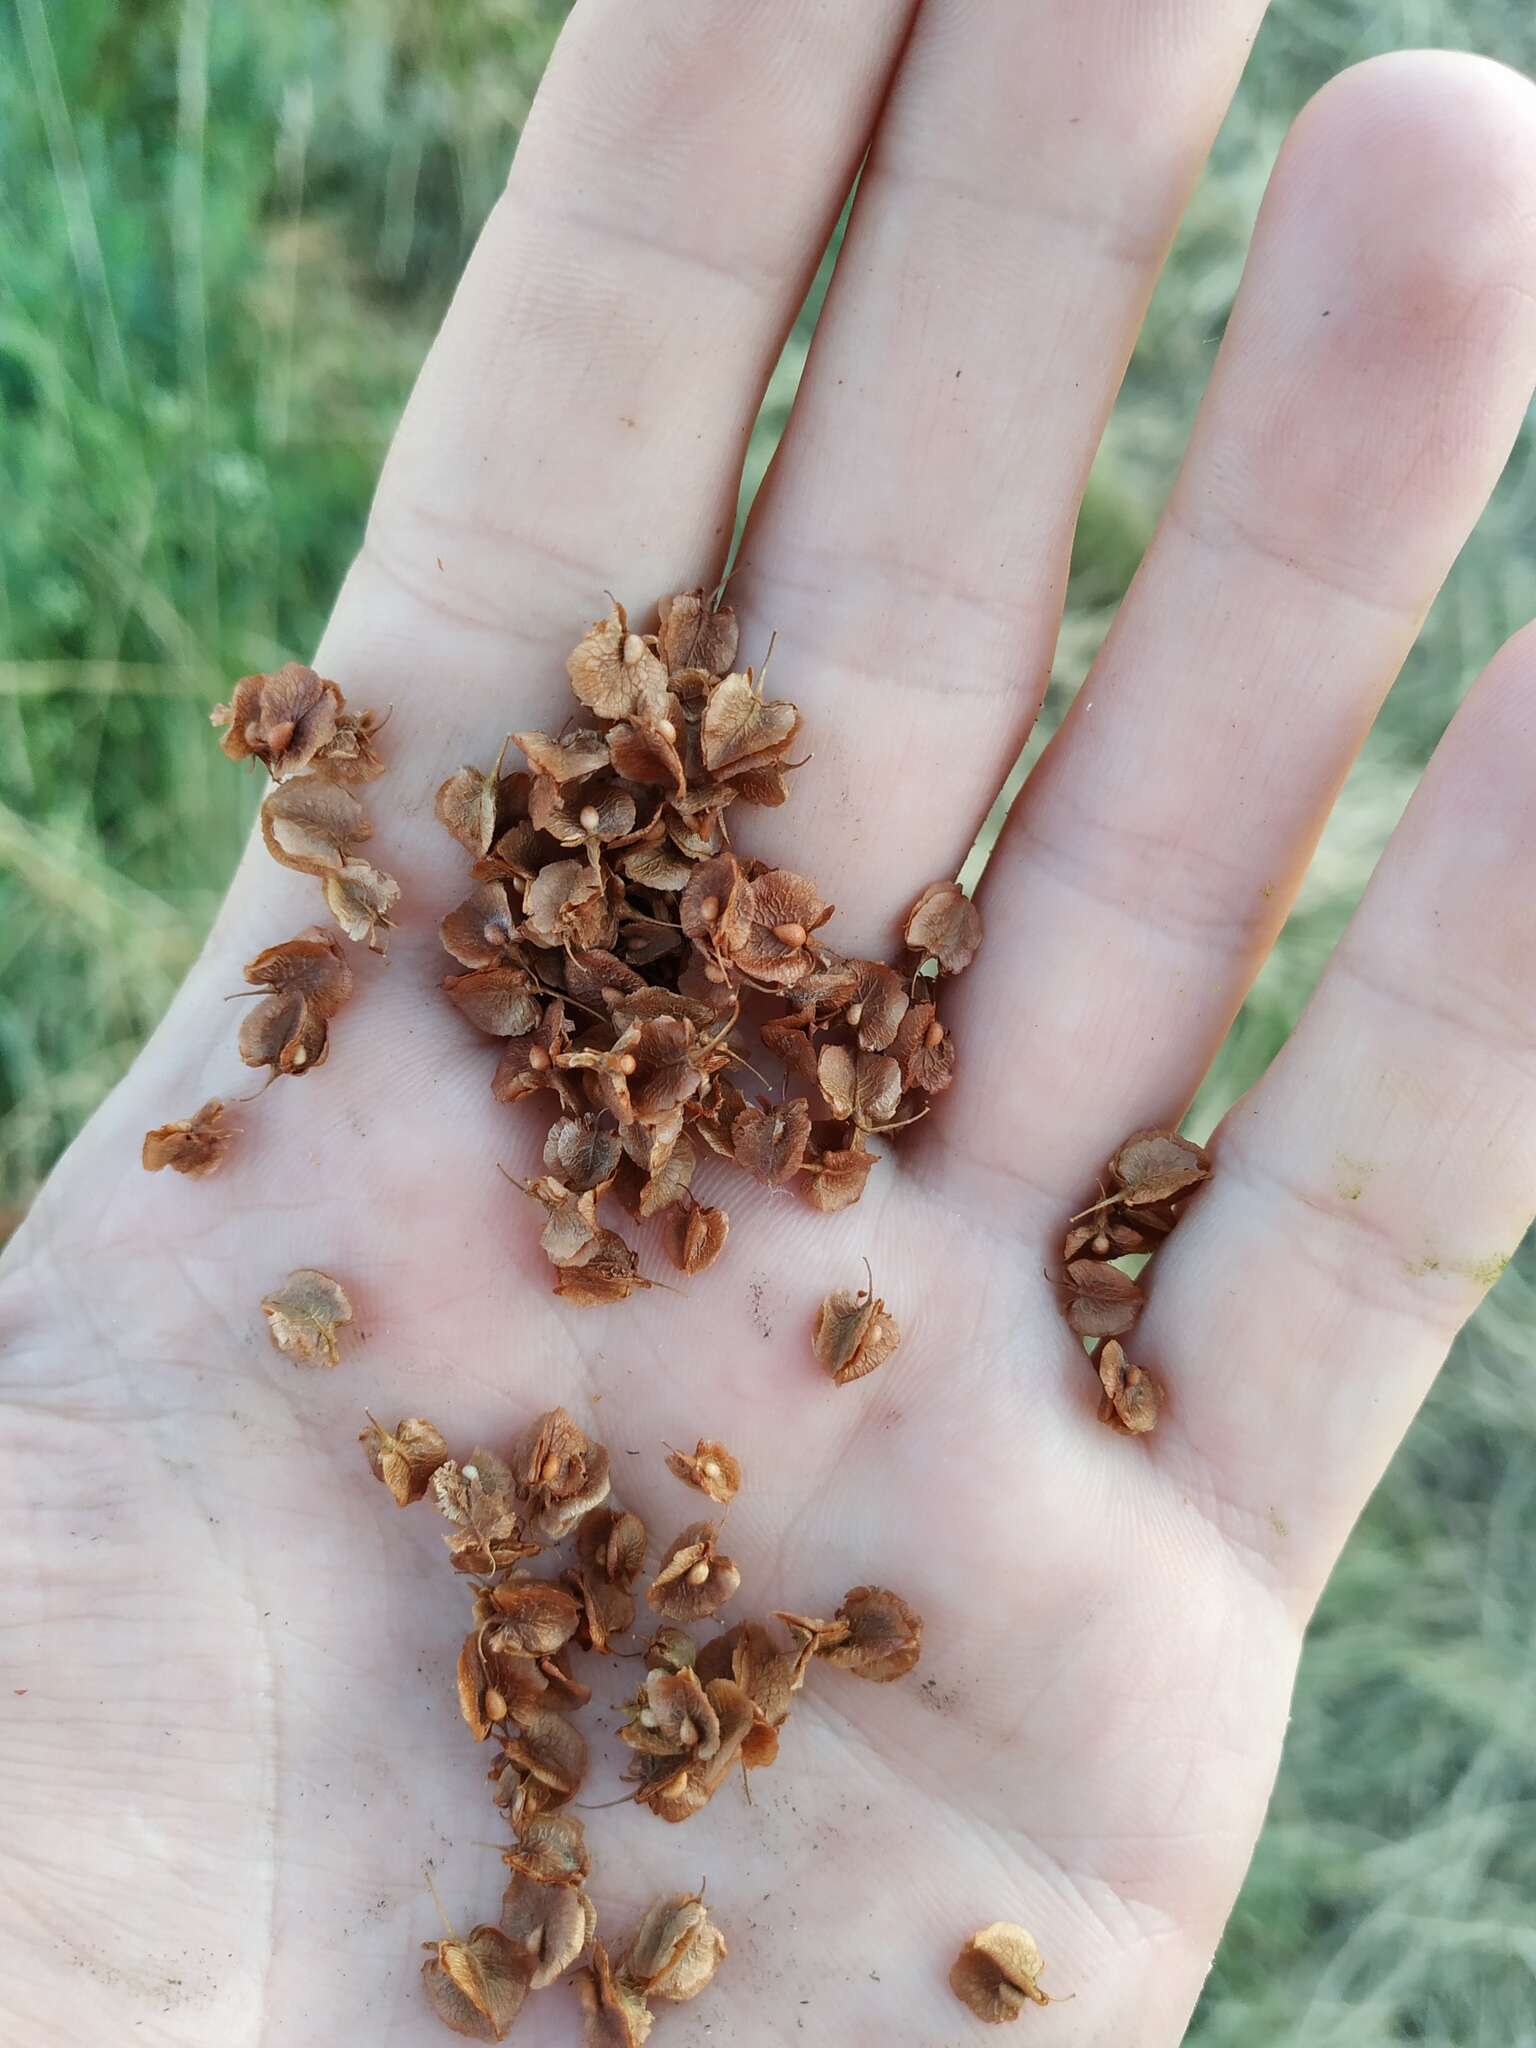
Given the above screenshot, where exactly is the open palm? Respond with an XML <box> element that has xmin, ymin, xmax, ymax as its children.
<box><xmin>9</xmin><ymin>7</ymin><xmax>1536</xmax><ymax>2044</ymax></box>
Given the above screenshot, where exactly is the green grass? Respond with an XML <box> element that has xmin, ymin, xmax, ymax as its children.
<box><xmin>3</xmin><ymin>2</ymin><xmax>1534</xmax><ymax>2037</ymax></box>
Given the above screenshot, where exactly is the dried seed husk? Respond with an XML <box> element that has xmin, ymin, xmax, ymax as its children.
<box><xmin>620</xmin><ymin>1666</ymin><xmax>721</xmax><ymax>1761</ymax></box>
<box><xmin>260</xmin><ymin>1268</ymin><xmax>352</xmax><ymax>1365</ymax></box>
<box><xmin>1063</xmin><ymin>1212</ymin><xmax>1148</xmax><ymax>1262</ymax></box>
<box><xmin>521</xmin><ymin>858</ymin><xmax>622</xmax><ymax>952</ymax></box>
<box><xmin>731</xmin><ymin>1098</ymin><xmax>811</xmax><ymax>1185</ymax></box>
<box><xmin>310</xmin><ymin>705</ymin><xmax>385</xmax><ymax>782</ymax></box>
<box><xmin>512</xmin><ymin>728</ymin><xmax>611</xmax><ymax>784</ymax></box>
<box><xmin>497</xmin><ymin>1706</ymin><xmax>588</xmax><ymax>1803</ymax></box>
<box><xmin>553</xmin><ymin>1230</ymin><xmax>652</xmax><ymax>1307</ymax></box>
<box><xmin>664</xmin><ymin>1439</ymin><xmax>741</xmax><ymax>1506</ymax></box>
<box><xmin>576</xmin><ymin>1942</ymin><xmax>654</xmax><ymax>2047</ymax></box>
<box><xmin>701</xmin><ymin>671</ymin><xmax>798</xmax><ymax>776</ymax></box>
<box><xmin>421</xmin><ymin>1924</ymin><xmax>532</xmax><ymax>2041</ymax></box>
<box><xmin>502</xmin><ymin>1813</ymin><xmax>591</xmax><ymax>1888</ymax></box>
<box><xmin>432</xmin><ymin>1454</ymin><xmax>538</xmax><ymax>1574</ymax></box>
<box><xmin>482</xmin><ymin>1579</ymin><xmax>583</xmax><ymax>1659</ymax></box>
<box><xmin>259</xmin><ymin>775</ymin><xmax>369</xmax><ymax>875</ymax></box>
<box><xmin>459</xmin><ymin>1625</ymin><xmax>562</xmax><ymax>1743</ymax></box>
<box><xmin>634</xmin><ymin>1676</ymin><xmax>755</xmax><ymax>1823</ymax></box>
<box><xmin>617</xmin><ymin>1892</ymin><xmax>726</xmax><ymax>2003</ymax></box>
<box><xmin>609</xmin><ymin>719</ymin><xmax>687</xmax><ymax>797</ymax></box>
<box><xmin>212</xmin><ymin>662</ymin><xmax>341</xmax><ymax>780</ymax></box>
<box><xmin>844</xmin><ymin>958</ymin><xmax>911</xmax><ymax>1051</ymax></box>
<box><xmin>891</xmin><ymin>1000</ymin><xmax>955</xmax><ymax>1094</ymax></box>
<box><xmin>545</xmin><ymin>1115</ymin><xmax>624</xmax><ymax>1194</ymax></box>
<box><xmin>1108</xmin><ymin>1127</ymin><xmax>1212</xmax><ymax>1208</ymax></box>
<box><xmin>733</xmin><ymin>869</ymin><xmax>829</xmax><ymax>986</ymax></box>
<box><xmin>443</xmin><ymin>964</ymin><xmax>543</xmax><ymax>1039</ymax></box>
<box><xmin>524</xmin><ymin>1176</ymin><xmax>602</xmax><ymax>1266</ymax></box>
<box><xmin>760</xmin><ymin>1010</ymin><xmax>821</xmax><ymax>1086</ymax></box>
<box><xmin>499</xmin><ymin>1869</ymin><xmax>596</xmax><ymax>1989</ymax></box>
<box><xmin>817</xmin><ymin>1044</ymin><xmax>903</xmax><ymax>1132</ymax></box>
<box><xmin>323</xmin><ymin>856</ymin><xmax>400</xmax><ymax>953</ymax></box>
<box><xmin>576</xmin><ymin>1505</ymin><xmax>648</xmax><ymax>1584</ymax></box>
<box><xmin>513</xmin><ymin>1409</ymin><xmax>612</xmax><ymax>1541</ymax></box>
<box><xmin>1096</xmin><ymin>1337</ymin><xmax>1162</xmax><ymax>1435</ymax></box>
<box><xmin>360</xmin><ymin>1413</ymin><xmax>449</xmax><ymax>1506</ymax></box>
<box><xmin>667</xmin><ymin>1199</ymin><xmax>730</xmax><ymax>1275</ymax></box>
<box><xmin>645</xmin><ymin>1521</ymin><xmax>741</xmax><ymax>1625</ymax></box>
<box><xmin>803</xmin><ymin>1141</ymin><xmax>876</xmax><ymax>1213</ymax></box>
<box><xmin>440</xmin><ymin>881</ymin><xmax>522</xmax><ymax>970</ymax></box>
<box><xmin>568</xmin><ymin>601</ymin><xmax>670</xmax><ymax>723</ymax></box>
<box><xmin>436</xmin><ymin>763</ymin><xmax>503</xmax><ymax>857</ymax></box>
<box><xmin>645</xmin><ymin>1627</ymin><xmax>698</xmax><ymax>1674</ymax></box>
<box><xmin>790</xmin><ymin>1585</ymin><xmax>923</xmax><ymax>1683</ymax></box>
<box><xmin>567</xmin><ymin>1506</ymin><xmax>647</xmax><ymax>1652</ymax></box>
<box><xmin>657</xmin><ymin>588</ymin><xmax>738</xmax><ymax>676</ymax></box>
<box><xmin>1062</xmin><ymin>1258</ymin><xmax>1144</xmax><ymax>1339</ymax></box>
<box><xmin>239</xmin><ymin>930</ymin><xmax>353</xmax><ymax>1077</ymax></box>
<box><xmin>903</xmin><ymin>879</ymin><xmax>982</xmax><ymax>974</ymax></box>
<box><xmin>949</xmin><ymin>1923</ymin><xmax>1053</xmax><ymax>2022</ymax></box>
<box><xmin>812</xmin><ymin>1281</ymin><xmax>901</xmax><ymax>1385</ymax></box>
<box><xmin>493</xmin><ymin>1004</ymin><xmax>577</xmax><ymax>1112</ymax></box>
<box><xmin>636</xmin><ymin>1128</ymin><xmax>696</xmax><ymax>1216</ymax></box>
<box><xmin>141</xmin><ymin>1098</ymin><xmax>237</xmax><ymax>1178</ymax></box>
<box><xmin>698</xmin><ymin>1618</ymin><xmax>810</xmax><ymax>1756</ymax></box>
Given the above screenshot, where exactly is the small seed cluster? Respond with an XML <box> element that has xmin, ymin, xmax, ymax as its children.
<box><xmin>1056</xmin><ymin>1127</ymin><xmax>1212</xmax><ymax>1434</ymax></box>
<box><xmin>432</xmin><ymin>591</ymin><xmax>982</xmax><ymax>1300</ymax></box>
<box><xmin>141</xmin><ymin>662</ymin><xmax>398</xmax><ymax>1177</ymax></box>
<box><xmin>361</xmin><ymin>1403</ymin><xmax>923</xmax><ymax>2041</ymax></box>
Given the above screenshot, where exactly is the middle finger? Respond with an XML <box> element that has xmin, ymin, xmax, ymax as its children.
<box><xmin>732</xmin><ymin>0</ymin><xmax>1270</xmax><ymax>947</ymax></box>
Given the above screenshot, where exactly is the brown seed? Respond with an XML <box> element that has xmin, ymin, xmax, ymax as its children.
<box><xmin>813</xmin><ymin>1275</ymin><xmax>902</xmax><ymax>1385</ymax></box>
<box><xmin>617</xmin><ymin>1891</ymin><xmax>727</xmax><ymax>2003</ymax></box>
<box><xmin>1096</xmin><ymin>1337</ymin><xmax>1163</xmax><ymax>1436</ymax></box>
<box><xmin>1061</xmin><ymin>1258</ymin><xmax>1144</xmax><ymax>1339</ymax></box>
<box><xmin>260</xmin><ymin>1268</ymin><xmax>353</xmax><ymax>1366</ymax></box>
<box><xmin>949</xmin><ymin>1923</ymin><xmax>1054</xmax><ymax>2022</ymax></box>
<box><xmin>665</xmin><ymin>1438</ymin><xmax>742</xmax><ymax>1506</ymax></box>
<box><xmin>360</xmin><ymin>1413</ymin><xmax>449</xmax><ymax>1506</ymax></box>
<box><xmin>421</xmin><ymin>1922</ymin><xmax>532</xmax><ymax>2041</ymax></box>
<box><xmin>646</xmin><ymin>1522</ymin><xmax>740</xmax><ymax>1624</ymax></box>
<box><xmin>212</xmin><ymin>662</ymin><xmax>342</xmax><ymax>780</ymax></box>
<box><xmin>141</xmin><ymin>1098</ymin><xmax>237</xmax><ymax>1179</ymax></box>
<box><xmin>903</xmin><ymin>878</ymin><xmax>983</xmax><ymax>975</ymax></box>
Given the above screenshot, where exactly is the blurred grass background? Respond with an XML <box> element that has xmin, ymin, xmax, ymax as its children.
<box><xmin>3</xmin><ymin>1</ymin><xmax>1534</xmax><ymax>2037</ymax></box>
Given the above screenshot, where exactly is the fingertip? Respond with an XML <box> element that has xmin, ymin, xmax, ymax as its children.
<box><xmin>1278</xmin><ymin>50</ymin><xmax>1536</xmax><ymax>315</ymax></box>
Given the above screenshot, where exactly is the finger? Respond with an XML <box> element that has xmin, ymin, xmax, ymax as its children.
<box><xmin>730</xmin><ymin>0</ymin><xmax>1270</xmax><ymax>945</ymax></box>
<box><xmin>316</xmin><ymin>0</ymin><xmax>917</xmax><ymax>740</ymax></box>
<box><xmin>947</xmin><ymin>53</ymin><xmax>1536</xmax><ymax>1183</ymax></box>
<box><xmin>1142</xmin><ymin>620</ymin><xmax>1536</xmax><ymax>1600</ymax></box>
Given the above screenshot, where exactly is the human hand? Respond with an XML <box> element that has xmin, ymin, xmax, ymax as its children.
<box><xmin>7</xmin><ymin>6</ymin><xmax>1536</xmax><ymax>2043</ymax></box>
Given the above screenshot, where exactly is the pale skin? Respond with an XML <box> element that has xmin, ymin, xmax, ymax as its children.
<box><xmin>7</xmin><ymin>5</ymin><xmax>1536</xmax><ymax>2042</ymax></box>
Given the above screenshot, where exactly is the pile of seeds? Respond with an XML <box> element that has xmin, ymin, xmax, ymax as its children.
<box><xmin>432</xmin><ymin>591</ymin><xmax>981</xmax><ymax>1299</ymax></box>
<box><xmin>1056</xmin><ymin>1127</ymin><xmax>1212</xmax><ymax>1434</ymax></box>
<box><xmin>361</xmin><ymin>1402</ymin><xmax>923</xmax><ymax>2040</ymax></box>
<box><xmin>141</xmin><ymin>662</ymin><xmax>398</xmax><ymax>1175</ymax></box>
